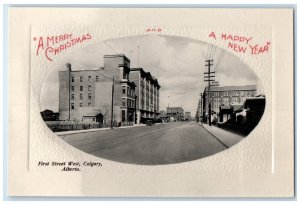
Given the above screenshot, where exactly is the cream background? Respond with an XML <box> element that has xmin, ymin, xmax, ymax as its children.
<box><xmin>8</xmin><ymin>8</ymin><xmax>294</xmax><ymax>197</ymax></box>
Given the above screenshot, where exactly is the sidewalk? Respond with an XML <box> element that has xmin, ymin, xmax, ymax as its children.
<box><xmin>201</xmin><ymin>123</ymin><xmax>244</xmax><ymax>147</ymax></box>
<box><xmin>56</xmin><ymin>123</ymin><xmax>146</xmax><ymax>136</ymax></box>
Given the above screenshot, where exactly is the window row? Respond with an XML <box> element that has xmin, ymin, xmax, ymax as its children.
<box><xmin>71</xmin><ymin>76</ymin><xmax>100</xmax><ymax>82</ymax></box>
<box><xmin>122</xmin><ymin>98</ymin><xmax>135</xmax><ymax>108</ymax></box>
<box><xmin>71</xmin><ymin>93</ymin><xmax>92</xmax><ymax>100</ymax></box>
<box><xmin>122</xmin><ymin>86</ymin><xmax>135</xmax><ymax>96</ymax></box>
<box><xmin>71</xmin><ymin>85</ymin><xmax>92</xmax><ymax>91</ymax></box>
<box><xmin>70</xmin><ymin>102</ymin><xmax>92</xmax><ymax>109</ymax></box>
<box><xmin>210</xmin><ymin>91</ymin><xmax>255</xmax><ymax>97</ymax></box>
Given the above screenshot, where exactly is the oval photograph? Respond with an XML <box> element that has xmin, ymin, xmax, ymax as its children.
<box><xmin>40</xmin><ymin>35</ymin><xmax>266</xmax><ymax>165</ymax></box>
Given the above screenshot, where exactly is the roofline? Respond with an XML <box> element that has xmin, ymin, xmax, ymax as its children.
<box><xmin>204</xmin><ymin>85</ymin><xmax>257</xmax><ymax>91</ymax></box>
<box><xmin>131</xmin><ymin>67</ymin><xmax>161</xmax><ymax>87</ymax></box>
<box><xmin>104</xmin><ymin>54</ymin><xmax>130</xmax><ymax>62</ymax></box>
<box><xmin>59</xmin><ymin>69</ymin><xmax>102</xmax><ymax>72</ymax></box>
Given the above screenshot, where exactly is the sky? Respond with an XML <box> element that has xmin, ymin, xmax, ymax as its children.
<box><xmin>40</xmin><ymin>35</ymin><xmax>260</xmax><ymax>116</ymax></box>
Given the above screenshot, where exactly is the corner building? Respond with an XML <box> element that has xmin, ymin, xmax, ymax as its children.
<box><xmin>59</xmin><ymin>54</ymin><xmax>136</xmax><ymax>126</ymax></box>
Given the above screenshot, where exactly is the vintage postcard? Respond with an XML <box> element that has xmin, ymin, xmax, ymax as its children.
<box><xmin>8</xmin><ymin>7</ymin><xmax>294</xmax><ymax>197</ymax></box>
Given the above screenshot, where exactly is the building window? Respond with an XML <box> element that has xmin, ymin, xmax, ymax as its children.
<box><xmin>80</xmin><ymin>86</ymin><xmax>83</xmax><ymax>91</ymax></box>
<box><xmin>80</xmin><ymin>94</ymin><xmax>83</xmax><ymax>100</ymax></box>
<box><xmin>122</xmin><ymin>98</ymin><xmax>126</xmax><ymax>106</ymax></box>
<box><xmin>71</xmin><ymin>86</ymin><xmax>74</xmax><ymax>91</ymax></box>
<box><xmin>127</xmin><ymin>88</ymin><xmax>130</xmax><ymax>95</ymax></box>
<box><xmin>71</xmin><ymin>103</ymin><xmax>74</xmax><ymax>109</ymax></box>
<box><xmin>88</xmin><ymin>103</ymin><xmax>91</xmax><ymax>107</ymax></box>
<box><xmin>96</xmin><ymin>76</ymin><xmax>99</xmax><ymax>81</ymax></box>
<box><xmin>71</xmin><ymin>77</ymin><xmax>74</xmax><ymax>82</ymax></box>
<box><xmin>88</xmin><ymin>93</ymin><xmax>91</xmax><ymax>100</ymax></box>
<box><xmin>123</xmin><ymin>71</ymin><xmax>126</xmax><ymax>79</ymax></box>
<box><xmin>122</xmin><ymin>110</ymin><xmax>126</xmax><ymax>122</ymax></box>
<box><xmin>123</xmin><ymin>87</ymin><xmax>126</xmax><ymax>94</ymax></box>
<box><xmin>88</xmin><ymin>76</ymin><xmax>91</xmax><ymax>81</ymax></box>
<box><xmin>80</xmin><ymin>103</ymin><xmax>83</xmax><ymax>107</ymax></box>
<box><xmin>71</xmin><ymin>94</ymin><xmax>74</xmax><ymax>100</ymax></box>
<box><xmin>88</xmin><ymin>85</ymin><xmax>92</xmax><ymax>91</ymax></box>
<box><xmin>80</xmin><ymin>76</ymin><xmax>83</xmax><ymax>82</ymax></box>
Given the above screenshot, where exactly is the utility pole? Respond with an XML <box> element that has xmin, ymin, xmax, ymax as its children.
<box><xmin>204</xmin><ymin>59</ymin><xmax>215</xmax><ymax>126</ymax></box>
<box><xmin>110</xmin><ymin>77</ymin><xmax>115</xmax><ymax>129</ymax></box>
<box><xmin>199</xmin><ymin>93</ymin><xmax>203</xmax><ymax>123</ymax></box>
<box><xmin>135</xmin><ymin>95</ymin><xmax>137</xmax><ymax>124</ymax></box>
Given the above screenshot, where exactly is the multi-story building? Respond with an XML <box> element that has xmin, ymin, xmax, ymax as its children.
<box><xmin>197</xmin><ymin>95</ymin><xmax>203</xmax><ymax>121</ymax></box>
<box><xmin>130</xmin><ymin>67</ymin><xmax>160</xmax><ymax>124</ymax></box>
<box><xmin>59</xmin><ymin>54</ymin><xmax>136</xmax><ymax>126</ymax></box>
<box><xmin>202</xmin><ymin>85</ymin><xmax>257</xmax><ymax>117</ymax></box>
<box><xmin>166</xmin><ymin>107</ymin><xmax>184</xmax><ymax>122</ymax></box>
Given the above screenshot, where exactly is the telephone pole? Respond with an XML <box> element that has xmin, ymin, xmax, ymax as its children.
<box><xmin>110</xmin><ymin>77</ymin><xmax>115</xmax><ymax>129</ymax></box>
<box><xmin>199</xmin><ymin>93</ymin><xmax>203</xmax><ymax>123</ymax></box>
<box><xmin>204</xmin><ymin>59</ymin><xmax>215</xmax><ymax>126</ymax></box>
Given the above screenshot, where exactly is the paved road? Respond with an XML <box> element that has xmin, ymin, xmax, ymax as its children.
<box><xmin>62</xmin><ymin>122</ymin><xmax>228</xmax><ymax>165</ymax></box>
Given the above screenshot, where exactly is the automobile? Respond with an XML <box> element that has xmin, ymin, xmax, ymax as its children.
<box><xmin>146</xmin><ymin>120</ymin><xmax>154</xmax><ymax>126</ymax></box>
<box><xmin>145</xmin><ymin>117</ymin><xmax>162</xmax><ymax>126</ymax></box>
<box><xmin>154</xmin><ymin>117</ymin><xmax>162</xmax><ymax>123</ymax></box>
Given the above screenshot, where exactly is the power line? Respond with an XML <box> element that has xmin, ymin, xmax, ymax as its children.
<box><xmin>210</xmin><ymin>45</ymin><xmax>217</xmax><ymax>60</ymax></box>
<box><xmin>214</xmin><ymin>49</ymin><xmax>225</xmax><ymax>73</ymax></box>
<box><xmin>103</xmin><ymin>41</ymin><xmax>120</xmax><ymax>54</ymax></box>
<box><xmin>205</xmin><ymin>44</ymin><xmax>212</xmax><ymax>61</ymax></box>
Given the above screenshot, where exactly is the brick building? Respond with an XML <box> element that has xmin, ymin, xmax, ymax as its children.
<box><xmin>166</xmin><ymin>107</ymin><xmax>184</xmax><ymax>122</ymax></box>
<box><xmin>130</xmin><ymin>68</ymin><xmax>160</xmax><ymax>124</ymax></box>
<box><xmin>202</xmin><ymin>85</ymin><xmax>257</xmax><ymax>118</ymax></box>
<box><xmin>59</xmin><ymin>54</ymin><xmax>136</xmax><ymax>126</ymax></box>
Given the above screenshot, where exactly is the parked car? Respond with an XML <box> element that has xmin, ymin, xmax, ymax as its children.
<box><xmin>146</xmin><ymin>120</ymin><xmax>154</xmax><ymax>126</ymax></box>
<box><xmin>145</xmin><ymin>117</ymin><xmax>162</xmax><ymax>126</ymax></box>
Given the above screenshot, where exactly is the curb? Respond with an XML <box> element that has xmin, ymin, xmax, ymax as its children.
<box><xmin>200</xmin><ymin>123</ymin><xmax>230</xmax><ymax>149</ymax></box>
<box><xmin>56</xmin><ymin>124</ymin><xmax>146</xmax><ymax>136</ymax></box>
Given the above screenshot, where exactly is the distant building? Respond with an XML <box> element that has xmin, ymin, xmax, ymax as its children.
<box><xmin>202</xmin><ymin>85</ymin><xmax>257</xmax><ymax>118</ymax></box>
<box><xmin>159</xmin><ymin>110</ymin><xmax>169</xmax><ymax>122</ymax></box>
<box><xmin>40</xmin><ymin>109</ymin><xmax>59</xmax><ymax>121</ymax></box>
<box><xmin>59</xmin><ymin>54</ymin><xmax>136</xmax><ymax>126</ymax></box>
<box><xmin>130</xmin><ymin>68</ymin><xmax>160</xmax><ymax>124</ymax></box>
<box><xmin>167</xmin><ymin>107</ymin><xmax>184</xmax><ymax>122</ymax></box>
<box><xmin>184</xmin><ymin>112</ymin><xmax>191</xmax><ymax>121</ymax></box>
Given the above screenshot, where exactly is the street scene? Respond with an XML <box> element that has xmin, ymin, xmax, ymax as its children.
<box><xmin>58</xmin><ymin>121</ymin><xmax>242</xmax><ymax>165</ymax></box>
<box><xmin>40</xmin><ymin>35</ymin><xmax>265</xmax><ymax>165</ymax></box>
